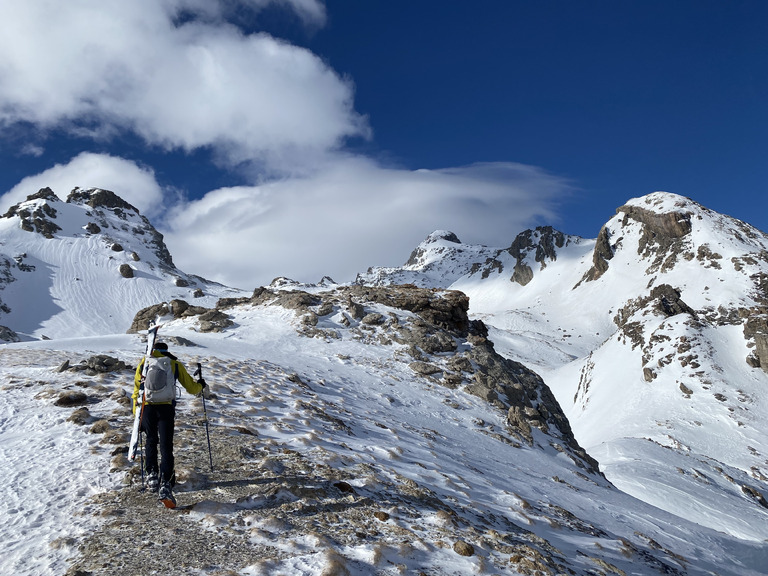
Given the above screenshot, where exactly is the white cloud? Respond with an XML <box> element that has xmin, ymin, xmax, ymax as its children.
<box><xmin>0</xmin><ymin>153</ymin><xmax>164</xmax><ymax>216</ymax></box>
<box><xmin>20</xmin><ymin>144</ymin><xmax>44</xmax><ymax>157</ymax></box>
<box><xmin>0</xmin><ymin>0</ymin><xmax>363</xmax><ymax>171</ymax></box>
<box><xmin>163</xmin><ymin>158</ymin><xmax>571</xmax><ymax>288</ymax></box>
<box><xmin>0</xmin><ymin>1</ymin><xmax>574</xmax><ymax>290</ymax></box>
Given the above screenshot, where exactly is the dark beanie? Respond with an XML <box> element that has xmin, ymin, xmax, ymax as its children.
<box><xmin>154</xmin><ymin>342</ymin><xmax>169</xmax><ymax>351</ymax></box>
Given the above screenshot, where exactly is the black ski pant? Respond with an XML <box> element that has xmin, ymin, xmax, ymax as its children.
<box><xmin>141</xmin><ymin>403</ymin><xmax>175</xmax><ymax>484</ymax></box>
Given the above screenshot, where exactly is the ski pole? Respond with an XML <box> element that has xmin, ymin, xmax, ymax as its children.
<box><xmin>194</xmin><ymin>362</ymin><xmax>214</xmax><ymax>472</ymax></box>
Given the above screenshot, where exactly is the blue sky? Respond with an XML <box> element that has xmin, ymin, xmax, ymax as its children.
<box><xmin>0</xmin><ymin>1</ymin><xmax>766</xmax><ymax>287</ymax></box>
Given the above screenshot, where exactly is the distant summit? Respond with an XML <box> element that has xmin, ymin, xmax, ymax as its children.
<box><xmin>359</xmin><ymin>225</ymin><xmax>585</xmax><ymax>288</ymax></box>
<box><xmin>0</xmin><ymin>187</ymin><xmax>244</xmax><ymax>339</ymax></box>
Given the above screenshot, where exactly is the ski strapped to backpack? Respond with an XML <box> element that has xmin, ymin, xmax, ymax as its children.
<box><xmin>128</xmin><ymin>323</ymin><xmax>161</xmax><ymax>461</ymax></box>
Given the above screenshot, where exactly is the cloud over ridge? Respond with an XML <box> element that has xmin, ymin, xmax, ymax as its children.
<box><xmin>0</xmin><ymin>1</ymin><xmax>573</xmax><ymax>289</ymax></box>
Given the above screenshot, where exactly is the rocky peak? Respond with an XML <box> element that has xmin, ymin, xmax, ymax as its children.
<box><xmin>581</xmin><ymin>192</ymin><xmax>697</xmax><ymax>283</ymax></box>
<box><xmin>405</xmin><ymin>230</ymin><xmax>462</xmax><ymax>267</ymax></box>
<box><xmin>68</xmin><ymin>187</ymin><xmax>176</xmax><ymax>270</ymax></box>
<box><xmin>1</xmin><ymin>187</ymin><xmax>64</xmax><ymax>238</ymax></box>
<box><xmin>505</xmin><ymin>226</ymin><xmax>570</xmax><ymax>286</ymax></box>
<box><xmin>467</xmin><ymin>226</ymin><xmax>574</xmax><ymax>286</ymax></box>
<box><xmin>67</xmin><ymin>187</ymin><xmax>141</xmax><ymax>217</ymax></box>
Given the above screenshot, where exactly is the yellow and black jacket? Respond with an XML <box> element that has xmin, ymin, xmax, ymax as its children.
<box><xmin>132</xmin><ymin>350</ymin><xmax>203</xmax><ymax>413</ymax></box>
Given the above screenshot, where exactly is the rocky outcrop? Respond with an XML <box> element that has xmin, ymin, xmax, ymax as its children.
<box><xmin>2</xmin><ymin>187</ymin><xmax>63</xmax><ymax>238</ymax></box>
<box><xmin>467</xmin><ymin>226</ymin><xmax>574</xmax><ymax>286</ymax></box>
<box><xmin>620</xmin><ymin>203</ymin><xmax>693</xmax><ymax>274</ymax></box>
<box><xmin>579</xmin><ymin>224</ymin><xmax>614</xmax><ymax>284</ymax></box>
<box><xmin>743</xmin><ymin>312</ymin><xmax>768</xmax><ymax>373</ymax></box>
<box><xmin>67</xmin><ymin>187</ymin><xmax>141</xmax><ymax>215</ymax></box>
<box><xmin>0</xmin><ymin>325</ymin><xmax>19</xmax><ymax>342</ymax></box>
<box><xmin>505</xmin><ymin>226</ymin><xmax>570</xmax><ymax>286</ymax></box>
<box><xmin>127</xmin><ymin>299</ymin><xmax>228</xmax><ymax>333</ymax></box>
<box><xmin>238</xmin><ymin>284</ymin><xmax>601</xmax><ymax>473</ymax></box>
<box><xmin>128</xmin><ymin>284</ymin><xmax>600</xmax><ymax>474</ymax></box>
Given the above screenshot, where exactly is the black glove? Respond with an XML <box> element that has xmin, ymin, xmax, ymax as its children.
<box><xmin>198</xmin><ymin>378</ymin><xmax>207</xmax><ymax>389</ymax></box>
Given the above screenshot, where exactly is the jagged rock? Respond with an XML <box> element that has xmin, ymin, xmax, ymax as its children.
<box><xmin>580</xmin><ymin>224</ymin><xmax>614</xmax><ymax>284</ymax></box>
<box><xmin>66</xmin><ymin>188</ymin><xmax>177</xmax><ymax>270</ymax></box>
<box><xmin>620</xmin><ymin>203</ymin><xmax>693</xmax><ymax>241</ymax></box>
<box><xmin>68</xmin><ymin>355</ymin><xmax>129</xmax><ymax>375</ymax></box>
<box><xmin>118</xmin><ymin>264</ymin><xmax>134</xmax><ymax>278</ymax></box>
<box><xmin>68</xmin><ymin>188</ymin><xmax>140</xmax><ymax>213</ymax></box>
<box><xmin>741</xmin><ymin>485</ymin><xmax>768</xmax><ymax>509</ymax></box>
<box><xmin>453</xmin><ymin>540</ymin><xmax>475</xmax><ymax>557</ymax></box>
<box><xmin>0</xmin><ymin>325</ymin><xmax>19</xmax><ymax>342</ymax></box>
<box><xmin>651</xmin><ymin>284</ymin><xmax>697</xmax><ymax>317</ymax></box>
<box><xmin>743</xmin><ymin>313</ymin><xmax>768</xmax><ymax>373</ymax></box>
<box><xmin>55</xmin><ymin>391</ymin><xmax>88</xmax><ymax>407</ymax></box>
<box><xmin>198</xmin><ymin>309</ymin><xmax>233</xmax><ymax>332</ymax></box>
<box><xmin>127</xmin><ymin>303</ymin><xmax>171</xmax><ymax>333</ymax></box>
<box><xmin>3</xmin><ymin>188</ymin><xmax>63</xmax><ymax>238</ymax></box>
<box><xmin>128</xmin><ymin>300</ymin><xmax>232</xmax><ymax>333</ymax></box>
<box><xmin>467</xmin><ymin>226</ymin><xmax>575</xmax><ymax>286</ymax></box>
<box><xmin>507</xmin><ymin>226</ymin><xmax>568</xmax><ymax>286</ymax></box>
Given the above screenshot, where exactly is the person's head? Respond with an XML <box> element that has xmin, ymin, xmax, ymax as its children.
<box><xmin>153</xmin><ymin>342</ymin><xmax>169</xmax><ymax>352</ymax></box>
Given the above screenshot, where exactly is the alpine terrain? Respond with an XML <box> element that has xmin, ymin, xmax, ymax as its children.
<box><xmin>1</xmin><ymin>187</ymin><xmax>766</xmax><ymax>575</ymax></box>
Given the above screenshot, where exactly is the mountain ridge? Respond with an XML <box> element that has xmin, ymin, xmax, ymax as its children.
<box><xmin>363</xmin><ymin>191</ymin><xmax>768</xmax><ymax>539</ymax></box>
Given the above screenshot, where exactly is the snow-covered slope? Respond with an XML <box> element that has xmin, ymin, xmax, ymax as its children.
<box><xmin>0</xmin><ymin>187</ymin><xmax>245</xmax><ymax>339</ymax></box>
<box><xmin>3</xmin><ymin>289</ymin><xmax>767</xmax><ymax>575</ymax></box>
<box><xmin>365</xmin><ymin>191</ymin><xmax>768</xmax><ymax>541</ymax></box>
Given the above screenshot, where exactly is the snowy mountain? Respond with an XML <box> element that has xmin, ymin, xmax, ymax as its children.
<box><xmin>366</xmin><ymin>191</ymin><xmax>768</xmax><ymax>543</ymax></box>
<box><xmin>1</xmin><ymin>188</ymin><xmax>768</xmax><ymax>575</ymax></box>
<box><xmin>0</xmin><ymin>187</ymin><xmax>245</xmax><ymax>340</ymax></box>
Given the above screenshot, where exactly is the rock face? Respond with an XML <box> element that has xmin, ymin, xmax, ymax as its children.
<box><xmin>579</xmin><ymin>224</ymin><xmax>614</xmax><ymax>283</ymax></box>
<box><xmin>1</xmin><ymin>187</ymin><xmax>178</xmax><ymax>272</ymax></box>
<box><xmin>506</xmin><ymin>226</ymin><xmax>570</xmax><ymax>286</ymax></box>
<box><xmin>2</xmin><ymin>187</ymin><xmax>63</xmax><ymax>238</ymax></box>
<box><xmin>466</xmin><ymin>226</ymin><xmax>580</xmax><ymax>286</ymax></box>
